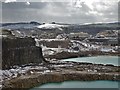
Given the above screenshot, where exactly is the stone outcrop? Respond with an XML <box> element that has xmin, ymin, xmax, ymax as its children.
<box><xmin>47</xmin><ymin>51</ymin><xmax>81</xmax><ymax>59</ymax></box>
<box><xmin>3</xmin><ymin>70</ymin><xmax>120</xmax><ymax>89</ymax></box>
<box><xmin>46</xmin><ymin>51</ymin><xmax>119</xmax><ymax>59</ymax></box>
<box><xmin>2</xmin><ymin>31</ymin><xmax>44</xmax><ymax>69</ymax></box>
<box><xmin>2</xmin><ymin>61</ymin><xmax>120</xmax><ymax>89</ymax></box>
<box><xmin>39</xmin><ymin>40</ymin><xmax>70</xmax><ymax>48</ymax></box>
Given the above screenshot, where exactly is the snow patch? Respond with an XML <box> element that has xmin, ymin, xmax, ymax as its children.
<box><xmin>100</xmin><ymin>48</ymin><xmax>116</xmax><ymax>52</ymax></box>
<box><xmin>39</xmin><ymin>39</ymin><xmax>66</xmax><ymax>42</ymax></box>
<box><xmin>36</xmin><ymin>23</ymin><xmax>65</xmax><ymax>29</ymax></box>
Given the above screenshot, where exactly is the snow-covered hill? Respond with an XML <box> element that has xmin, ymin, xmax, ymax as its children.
<box><xmin>36</xmin><ymin>23</ymin><xmax>67</xmax><ymax>29</ymax></box>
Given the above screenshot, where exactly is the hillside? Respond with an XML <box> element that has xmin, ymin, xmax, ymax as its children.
<box><xmin>1</xmin><ymin>22</ymin><xmax>120</xmax><ymax>35</ymax></box>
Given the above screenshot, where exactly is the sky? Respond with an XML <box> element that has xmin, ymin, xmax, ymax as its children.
<box><xmin>1</xmin><ymin>0</ymin><xmax>120</xmax><ymax>24</ymax></box>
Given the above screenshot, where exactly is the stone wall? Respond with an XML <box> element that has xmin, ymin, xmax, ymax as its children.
<box><xmin>3</xmin><ymin>72</ymin><xmax>119</xmax><ymax>88</ymax></box>
<box><xmin>2</xmin><ymin>37</ymin><xmax>44</xmax><ymax>69</ymax></box>
<box><xmin>39</xmin><ymin>40</ymin><xmax>70</xmax><ymax>48</ymax></box>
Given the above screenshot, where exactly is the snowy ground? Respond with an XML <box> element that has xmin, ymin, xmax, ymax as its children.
<box><xmin>0</xmin><ymin>63</ymin><xmax>50</xmax><ymax>81</ymax></box>
<box><xmin>36</xmin><ymin>23</ymin><xmax>67</xmax><ymax>29</ymax></box>
<box><xmin>0</xmin><ymin>60</ymin><xmax>71</xmax><ymax>83</ymax></box>
<box><xmin>36</xmin><ymin>39</ymin><xmax>118</xmax><ymax>56</ymax></box>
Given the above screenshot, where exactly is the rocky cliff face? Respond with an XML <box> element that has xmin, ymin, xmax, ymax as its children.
<box><xmin>2</xmin><ymin>36</ymin><xmax>44</xmax><ymax>69</ymax></box>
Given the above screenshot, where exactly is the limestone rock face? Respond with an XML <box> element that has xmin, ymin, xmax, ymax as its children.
<box><xmin>2</xmin><ymin>37</ymin><xmax>44</xmax><ymax>69</ymax></box>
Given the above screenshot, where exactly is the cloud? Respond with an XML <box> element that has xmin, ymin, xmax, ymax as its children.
<box><xmin>4</xmin><ymin>0</ymin><xmax>16</xmax><ymax>3</ymax></box>
<box><xmin>1</xmin><ymin>0</ymin><xmax>119</xmax><ymax>24</ymax></box>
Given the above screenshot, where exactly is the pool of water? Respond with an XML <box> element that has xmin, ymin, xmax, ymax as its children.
<box><xmin>62</xmin><ymin>56</ymin><xmax>119</xmax><ymax>66</ymax></box>
<box><xmin>32</xmin><ymin>80</ymin><xmax>119</xmax><ymax>88</ymax></box>
<box><xmin>31</xmin><ymin>56</ymin><xmax>119</xmax><ymax>89</ymax></box>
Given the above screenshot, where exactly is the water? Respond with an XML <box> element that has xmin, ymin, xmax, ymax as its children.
<box><xmin>62</xmin><ymin>56</ymin><xmax>119</xmax><ymax>66</ymax></box>
<box><xmin>32</xmin><ymin>81</ymin><xmax>119</xmax><ymax>88</ymax></box>
<box><xmin>31</xmin><ymin>56</ymin><xmax>119</xmax><ymax>89</ymax></box>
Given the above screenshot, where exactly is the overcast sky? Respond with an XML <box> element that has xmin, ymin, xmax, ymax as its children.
<box><xmin>1</xmin><ymin>0</ymin><xmax>119</xmax><ymax>24</ymax></box>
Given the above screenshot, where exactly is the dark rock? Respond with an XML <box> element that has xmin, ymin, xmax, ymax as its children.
<box><xmin>48</xmin><ymin>51</ymin><xmax>79</xmax><ymax>59</ymax></box>
<box><xmin>2</xmin><ymin>36</ymin><xmax>44</xmax><ymax>69</ymax></box>
<box><xmin>3</xmin><ymin>72</ymin><xmax>120</xmax><ymax>88</ymax></box>
<box><xmin>30</xmin><ymin>21</ymin><xmax>41</xmax><ymax>25</ymax></box>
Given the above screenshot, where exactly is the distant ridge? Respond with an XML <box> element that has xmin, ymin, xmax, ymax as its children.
<box><xmin>1</xmin><ymin>21</ymin><xmax>120</xmax><ymax>35</ymax></box>
<box><xmin>2</xmin><ymin>21</ymin><xmax>41</xmax><ymax>26</ymax></box>
<box><xmin>1</xmin><ymin>21</ymin><xmax>41</xmax><ymax>29</ymax></box>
